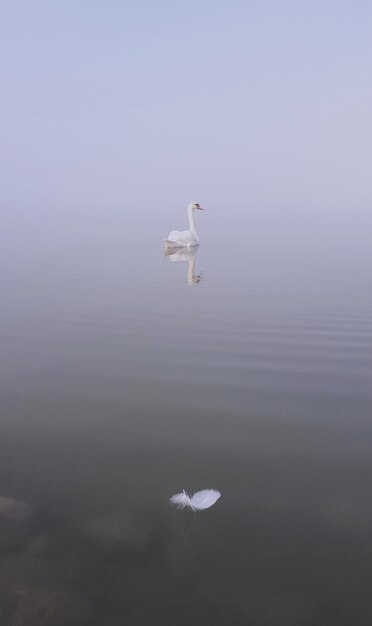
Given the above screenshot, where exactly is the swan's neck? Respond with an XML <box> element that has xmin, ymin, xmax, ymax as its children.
<box><xmin>188</xmin><ymin>205</ymin><xmax>197</xmax><ymax>237</ymax></box>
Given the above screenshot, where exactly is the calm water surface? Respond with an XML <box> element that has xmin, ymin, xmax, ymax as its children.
<box><xmin>0</xmin><ymin>211</ymin><xmax>371</xmax><ymax>625</ymax></box>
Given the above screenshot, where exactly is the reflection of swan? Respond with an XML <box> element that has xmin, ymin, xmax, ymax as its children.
<box><xmin>165</xmin><ymin>247</ymin><xmax>202</xmax><ymax>285</ymax></box>
<box><xmin>164</xmin><ymin>202</ymin><xmax>203</xmax><ymax>249</ymax></box>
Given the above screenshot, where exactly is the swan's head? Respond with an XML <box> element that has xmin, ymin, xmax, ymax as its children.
<box><xmin>188</xmin><ymin>202</ymin><xmax>203</xmax><ymax>211</ymax></box>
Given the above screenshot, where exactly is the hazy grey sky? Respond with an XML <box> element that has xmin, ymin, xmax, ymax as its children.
<box><xmin>1</xmin><ymin>1</ymin><xmax>371</xmax><ymax>223</ymax></box>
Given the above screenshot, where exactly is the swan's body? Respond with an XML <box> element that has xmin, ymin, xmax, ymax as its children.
<box><xmin>164</xmin><ymin>202</ymin><xmax>203</xmax><ymax>249</ymax></box>
<box><xmin>165</xmin><ymin>230</ymin><xmax>198</xmax><ymax>248</ymax></box>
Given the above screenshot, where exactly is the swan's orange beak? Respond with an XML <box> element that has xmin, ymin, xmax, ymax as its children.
<box><xmin>196</xmin><ymin>204</ymin><xmax>204</xmax><ymax>210</ymax></box>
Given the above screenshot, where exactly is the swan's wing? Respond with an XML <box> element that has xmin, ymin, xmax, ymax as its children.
<box><xmin>178</xmin><ymin>230</ymin><xmax>198</xmax><ymax>243</ymax></box>
<box><xmin>167</xmin><ymin>230</ymin><xmax>183</xmax><ymax>241</ymax></box>
<box><xmin>170</xmin><ymin>491</ymin><xmax>192</xmax><ymax>509</ymax></box>
<box><xmin>189</xmin><ymin>489</ymin><xmax>221</xmax><ymax>510</ymax></box>
<box><xmin>166</xmin><ymin>230</ymin><xmax>198</xmax><ymax>244</ymax></box>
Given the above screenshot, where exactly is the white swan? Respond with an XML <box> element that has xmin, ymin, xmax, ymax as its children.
<box><xmin>164</xmin><ymin>202</ymin><xmax>203</xmax><ymax>249</ymax></box>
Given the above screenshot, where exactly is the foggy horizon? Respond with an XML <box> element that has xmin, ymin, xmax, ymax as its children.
<box><xmin>1</xmin><ymin>1</ymin><xmax>371</xmax><ymax>224</ymax></box>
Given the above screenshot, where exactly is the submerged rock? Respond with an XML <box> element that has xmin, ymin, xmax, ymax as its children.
<box><xmin>0</xmin><ymin>496</ymin><xmax>34</xmax><ymax>551</ymax></box>
<box><xmin>26</xmin><ymin>534</ymin><xmax>49</xmax><ymax>556</ymax></box>
<box><xmin>0</xmin><ymin>496</ymin><xmax>33</xmax><ymax>523</ymax></box>
<box><xmin>3</xmin><ymin>589</ymin><xmax>92</xmax><ymax>626</ymax></box>
<box><xmin>85</xmin><ymin>512</ymin><xmax>153</xmax><ymax>555</ymax></box>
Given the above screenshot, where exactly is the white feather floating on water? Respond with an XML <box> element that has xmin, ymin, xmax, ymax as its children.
<box><xmin>170</xmin><ymin>489</ymin><xmax>221</xmax><ymax>511</ymax></box>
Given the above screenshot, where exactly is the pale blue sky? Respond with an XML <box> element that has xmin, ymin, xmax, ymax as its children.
<box><xmin>1</xmin><ymin>1</ymin><xmax>371</xmax><ymax>225</ymax></box>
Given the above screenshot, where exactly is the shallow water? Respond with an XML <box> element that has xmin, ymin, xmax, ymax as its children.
<box><xmin>0</xmin><ymin>210</ymin><xmax>371</xmax><ymax>625</ymax></box>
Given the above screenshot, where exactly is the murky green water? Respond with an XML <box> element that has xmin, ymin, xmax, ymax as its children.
<box><xmin>0</xmin><ymin>211</ymin><xmax>371</xmax><ymax>625</ymax></box>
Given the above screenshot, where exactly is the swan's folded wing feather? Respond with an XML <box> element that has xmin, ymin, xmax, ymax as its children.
<box><xmin>166</xmin><ymin>230</ymin><xmax>198</xmax><ymax>245</ymax></box>
<box><xmin>167</xmin><ymin>230</ymin><xmax>182</xmax><ymax>241</ymax></box>
<box><xmin>189</xmin><ymin>489</ymin><xmax>221</xmax><ymax>510</ymax></box>
<box><xmin>178</xmin><ymin>230</ymin><xmax>198</xmax><ymax>243</ymax></box>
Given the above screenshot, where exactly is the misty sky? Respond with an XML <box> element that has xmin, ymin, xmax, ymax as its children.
<box><xmin>1</xmin><ymin>1</ymin><xmax>371</xmax><ymax>225</ymax></box>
